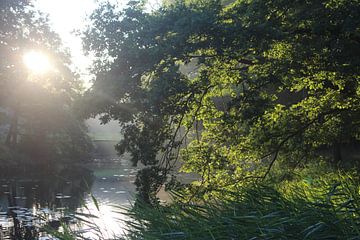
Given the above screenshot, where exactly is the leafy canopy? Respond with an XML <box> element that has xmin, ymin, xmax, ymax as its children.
<box><xmin>84</xmin><ymin>0</ymin><xmax>360</xmax><ymax>202</ymax></box>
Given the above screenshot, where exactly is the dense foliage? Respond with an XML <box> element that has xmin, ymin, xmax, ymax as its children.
<box><xmin>0</xmin><ymin>0</ymin><xmax>92</xmax><ymax>166</ymax></box>
<box><xmin>125</xmin><ymin>171</ymin><xmax>360</xmax><ymax>239</ymax></box>
<box><xmin>83</xmin><ymin>0</ymin><xmax>360</xmax><ymax>202</ymax></box>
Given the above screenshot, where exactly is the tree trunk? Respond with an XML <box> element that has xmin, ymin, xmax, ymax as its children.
<box><xmin>5</xmin><ymin>104</ymin><xmax>19</xmax><ymax>147</ymax></box>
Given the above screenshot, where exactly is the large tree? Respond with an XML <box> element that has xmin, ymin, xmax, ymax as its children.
<box><xmin>0</xmin><ymin>0</ymin><xmax>91</xmax><ymax>166</ymax></box>
<box><xmin>84</xmin><ymin>0</ymin><xmax>360</xmax><ymax>202</ymax></box>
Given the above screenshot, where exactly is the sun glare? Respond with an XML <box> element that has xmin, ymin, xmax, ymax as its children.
<box><xmin>23</xmin><ymin>51</ymin><xmax>52</xmax><ymax>74</ymax></box>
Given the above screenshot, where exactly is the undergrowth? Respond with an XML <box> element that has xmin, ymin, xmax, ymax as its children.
<box><xmin>124</xmin><ymin>172</ymin><xmax>360</xmax><ymax>240</ymax></box>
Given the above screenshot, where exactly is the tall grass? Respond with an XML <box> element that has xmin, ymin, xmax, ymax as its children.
<box><xmin>52</xmin><ymin>170</ymin><xmax>360</xmax><ymax>239</ymax></box>
<box><xmin>123</xmin><ymin>172</ymin><xmax>360</xmax><ymax>240</ymax></box>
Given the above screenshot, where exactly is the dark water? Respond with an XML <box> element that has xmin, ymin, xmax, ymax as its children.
<box><xmin>0</xmin><ymin>141</ymin><xmax>140</xmax><ymax>239</ymax></box>
<box><xmin>0</xmin><ymin>167</ymin><xmax>93</xmax><ymax>211</ymax></box>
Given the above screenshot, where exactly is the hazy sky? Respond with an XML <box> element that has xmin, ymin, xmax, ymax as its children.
<box><xmin>34</xmin><ymin>0</ymin><xmax>97</xmax><ymax>86</ymax></box>
<box><xmin>34</xmin><ymin>0</ymin><xmax>160</xmax><ymax>87</ymax></box>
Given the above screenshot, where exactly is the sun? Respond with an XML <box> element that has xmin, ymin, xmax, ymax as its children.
<box><xmin>23</xmin><ymin>50</ymin><xmax>52</xmax><ymax>74</ymax></box>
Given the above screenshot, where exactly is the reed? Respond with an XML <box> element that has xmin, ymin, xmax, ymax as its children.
<box><xmin>122</xmin><ymin>172</ymin><xmax>360</xmax><ymax>239</ymax></box>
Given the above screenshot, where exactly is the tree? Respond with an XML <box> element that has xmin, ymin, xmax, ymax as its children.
<box><xmin>84</xmin><ymin>0</ymin><xmax>360</xmax><ymax>202</ymax></box>
<box><xmin>0</xmin><ymin>0</ymin><xmax>92</xmax><ymax>166</ymax></box>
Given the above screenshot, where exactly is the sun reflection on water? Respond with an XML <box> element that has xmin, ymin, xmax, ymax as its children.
<box><xmin>78</xmin><ymin>198</ymin><xmax>131</xmax><ymax>239</ymax></box>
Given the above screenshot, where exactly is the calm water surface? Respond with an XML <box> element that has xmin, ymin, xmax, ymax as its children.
<box><xmin>82</xmin><ymin>160</ymin><xmax>140</xmax><ymax>239</ymax></box>
<box><xmin>0</xmin><ymin>142</ymin><xmax>140</xmax><ymax>239</ymax></box>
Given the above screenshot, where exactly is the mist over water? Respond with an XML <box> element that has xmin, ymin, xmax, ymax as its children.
<box><xmin>86</xmin><ymin>117</ymin><xmax>122</xmax><ymax>141</ymax></box>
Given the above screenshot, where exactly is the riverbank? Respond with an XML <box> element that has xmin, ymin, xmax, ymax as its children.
<box><xmin>125</xmin><ymin>169</ymin><xmax>360</xmax><ymax>239</ymax></box>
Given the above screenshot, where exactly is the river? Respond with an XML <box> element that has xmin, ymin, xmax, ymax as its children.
<box><xmin>0</xmin><ymin>141</ymin><xmax>140</xmax><ymax>239</ymax></box>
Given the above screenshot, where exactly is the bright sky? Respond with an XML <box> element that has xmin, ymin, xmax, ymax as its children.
<box><xmin>34</xmin><ymin>0</ymin><xmax>161</xmax><ymax>88</ymax></box>
<box><xmin>34</xmin><ymin>0</ymin><xmax>96</xmax><ymax>87</ymax></box>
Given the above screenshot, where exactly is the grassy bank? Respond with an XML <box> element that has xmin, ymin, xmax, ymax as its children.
<box><xmin>124</xmin><ymin>172</ymin><xmax>360</xmax><ymax>239</ymax></box>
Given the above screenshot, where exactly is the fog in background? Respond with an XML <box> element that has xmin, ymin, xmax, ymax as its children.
<box><xmin>86</xmin><ymin>118</ymin><xmax>122</xmax><ymax>141</ymax></box>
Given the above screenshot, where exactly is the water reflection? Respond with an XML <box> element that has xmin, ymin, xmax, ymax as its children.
<box><xmin>0</xmin><ymin>166</ymin><xmax>94</xmax><ymax>239</ymax></box>
<box><xmin>82</xmin><ymin>160</ymin><xmax>139</xmax><ymax>239</ymax></box>
<box><xmin>0</xmin><ymin>158</ymin><xmax>140</xmax><ymax>239</ymax></box>
<box><xmin>0</xmin><ymin>140</ymin><xmax>142</xmax><ymax>239</ymax></box>
<box><xmin>0</xmin><ymin>167</ymin><xmax>94</xmax><ymax>213</ymax></box>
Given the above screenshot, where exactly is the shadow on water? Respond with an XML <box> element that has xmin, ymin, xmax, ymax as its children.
<box><xmin>0</xmin><ymin>141</ymin><xmax>140</xmax><ymax>239</ymax></box>
<box><xmin>0</xmin><ymin>165</ymin><xmax>95</xmax><ymax>239</ymax></box>
<box><xmin>0</xmin><ymin>166</ymin><xmax>94</xmax><ymax>211</ymax></box>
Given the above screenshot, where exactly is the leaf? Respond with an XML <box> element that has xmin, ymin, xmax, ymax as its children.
<box><xmin>91</xmin><ymin>194</ymin><xmax>100</xmax><ymax>211</ymax></box>
<box><xmin>303</xmin><ymin>222</ymin><xmax>326</xmax><ymax>239</ymax></box>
